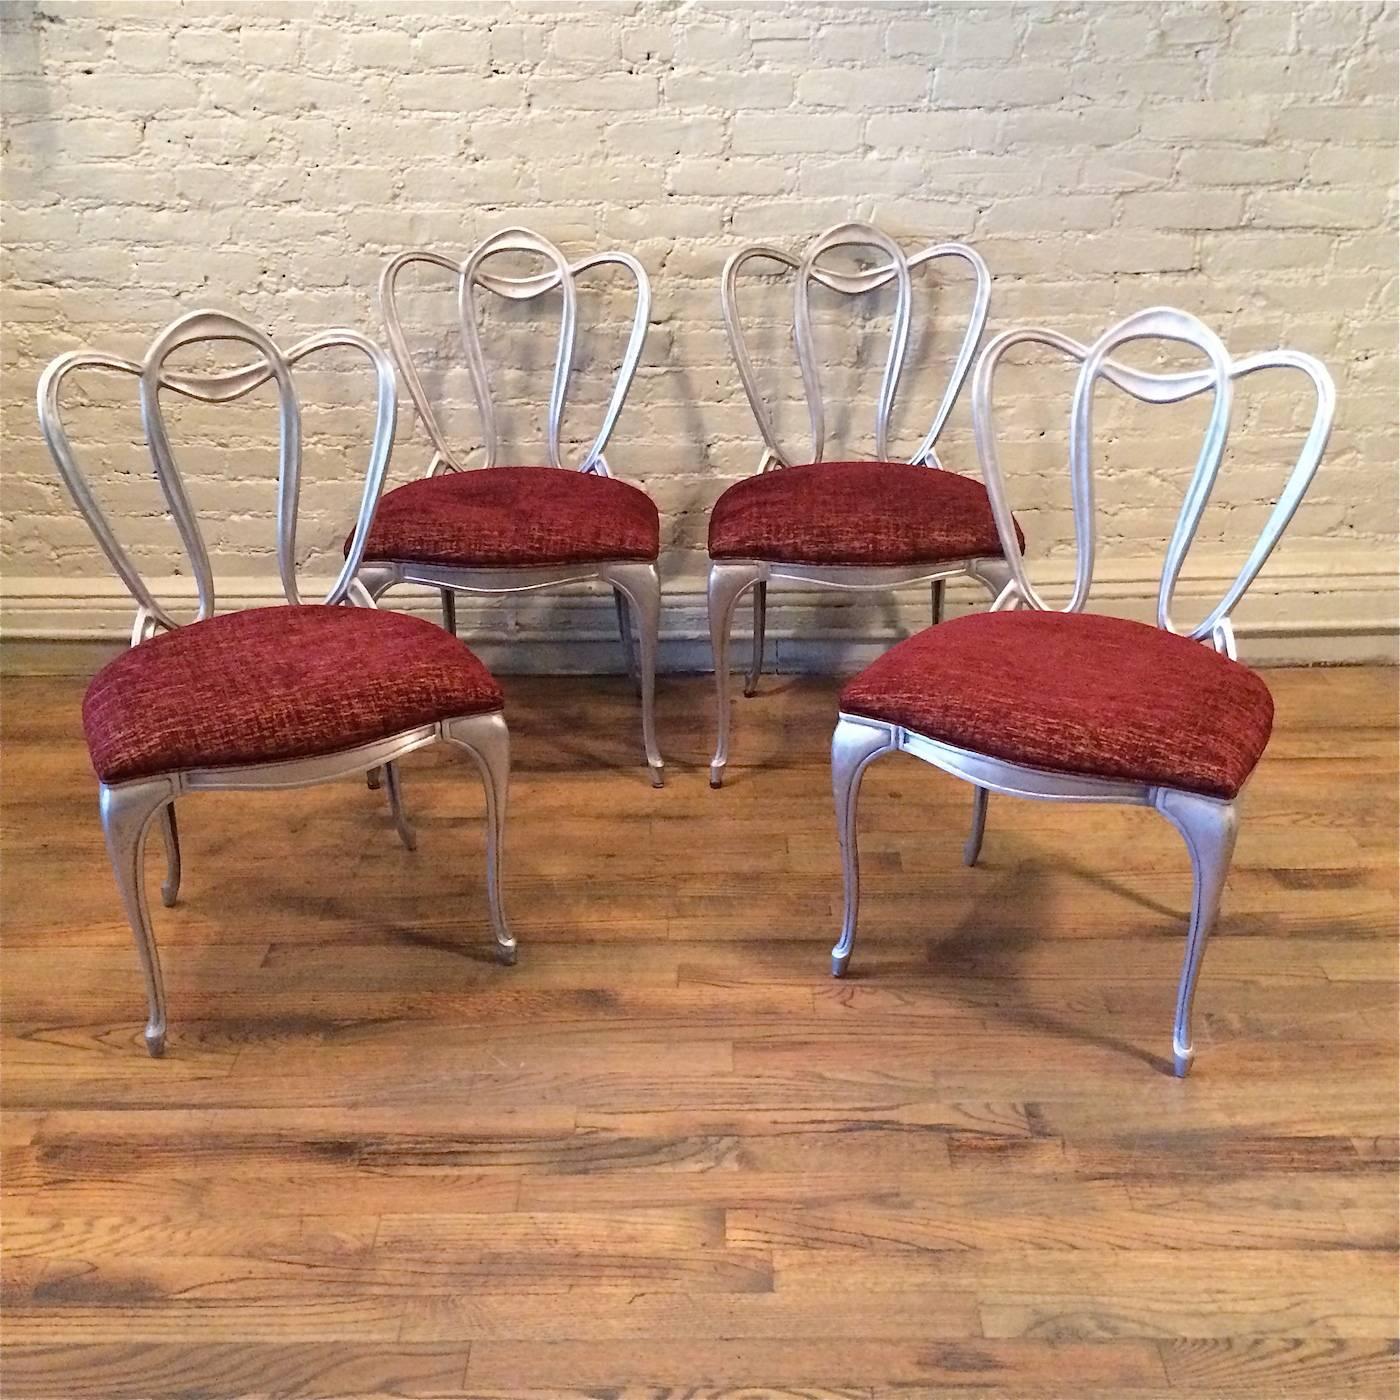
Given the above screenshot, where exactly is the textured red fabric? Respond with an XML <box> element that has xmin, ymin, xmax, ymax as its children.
<box><xmin>708</xmin><ymin>460</ymin><xmax>1022</xmax><ymax>565</ymax></box>
<box><xmin>840</xmin><ymin>610</ymin><xmax>1274</xmax><ymax>800</ymax></box>
<box><xmin>84</xmin><ymin>605</ymin><xmax>503</xmax><ymax>784</ymax></box>
<box><xmin>357</xmin><ymin>466</ymin><xmax>660</xmax><ymax>568</ymax></box>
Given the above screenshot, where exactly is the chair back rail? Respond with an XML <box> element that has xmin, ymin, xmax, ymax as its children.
<box><xmin>722</xmin><ymin>220</ymin><xmax>991</xmax><ymax>470</ymax></box>
<box><xmin>379</xmin><ymin>226</ymin><xmax>650</xmax><ymax>478</ymax></box>
<box><xmin>38</xmin><ymin>309</ymin><xmax>397</xmax><ymax>634</ymax></box>
<box><xmin>971</xmin><ymin>306</ymin><xmax>1335</xmax><ymax>649</ymax></box>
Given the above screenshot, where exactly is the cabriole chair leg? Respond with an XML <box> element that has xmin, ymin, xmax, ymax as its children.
<box><xmin>442</xmin><ymin>710</ymin><xmax>515</xmax><ymax>964</ymax></box>
<box><xmin>744</xmin><ymin>580</ymin><xmax>768</xmax><ymax>698</ymax></box>
<box><xmin>1156</xmin><ymin>788</ymin><xmax>1239</xmax><ymax>1077</ymax></box>
<box><xmin>601</xmin><ymin>561</ymin><xmax>664</xmax><ymax>787</ymax></box>
<box><xmin>707</xmin><ymin>561</ymin><xmax>763</xmax><ymax>788</ymax></box>
<box><xmin>829</xmin><ymin>717</ymin><xmax>897</xmax><ymax>977</ymax></box>
<box><xmin>100</xmin><ymin>778</ymin><xmax>176</xmax><ymax>1056</ymax></box>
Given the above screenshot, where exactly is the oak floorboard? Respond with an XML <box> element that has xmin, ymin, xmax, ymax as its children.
<box><xmin>1</xmin><ymin>670</ymin><xmax>1395</xmax><ymax>1399</ymax></box>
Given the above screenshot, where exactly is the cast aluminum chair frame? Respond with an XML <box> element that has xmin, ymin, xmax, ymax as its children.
<box><xmin>830</xmin><ymin>306</ymin><xmax>1336</xmax><ymax>1076</ymax></box>
<box><xmin>709</xmin><ymin>221</ymin><xmax>1005</xmax><ymax>786</ymax></box>
<box><xmin>361</xmin><ymin>227</ymin><xmax>665</xmax><ymax>786</ymax></box>
<box><xmin>39</xmin><ymin>309</ymin><xmax>514</xmax><ymax>1057</ymax></box>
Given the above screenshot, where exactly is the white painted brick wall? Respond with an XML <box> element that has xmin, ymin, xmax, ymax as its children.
<box><xmin>1</xmin><ymin>0</ymin><xmax>1396</xmax><ymax>661</ymax></box>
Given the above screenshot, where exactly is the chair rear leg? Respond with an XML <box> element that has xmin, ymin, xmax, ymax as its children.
<box><xmin>930</xmin><ymin>578</ymin><xmax>945</xmax><ymax>625</ymax></box>
<box><xmin>441</xmin><ymin>588</ymin><xmax>458</xmax><ymax>635</ymax></box>
<box><xmin>743</xmin><ymin>580</ymin><xmax>768</xmax><ymax>697</ymax></box>
<box><xmin>1155</xmin><ymin>788</ymin><xmax>1239</xmax><ymax>1077</ymax></box>
<box><xmin>963</xmin><ymin>786</ymin><xmax>989</xmax><ymax>866</ymax></box>
<box><xmin>382</xmin><ymin>761</ymin><xmax>418</xmax><ymax>851</ymax></box>
<box><xmin>159</xmin><ymin>802</ymin><xmax>182</xmax><ymax>907</ymax></box>
<box><xmin>602</xmin><ymin>562</ymin><xmax>664</xmax><ymax>787</ymax></box>
<box><xmin>613</xmin><ymin>587</ymin><xmax>640</xmax><ymax>693</ymax></box>
<box><xmin>100</xmin><ymin>778</ymin><xmax>176</xmax><ymax>1056</ymax></box>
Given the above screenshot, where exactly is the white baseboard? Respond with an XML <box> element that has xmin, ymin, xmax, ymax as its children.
<box><xmin>2</xmin><ymin>553</ymin><xmax>1395</xmax><ymax>675</ymax></box>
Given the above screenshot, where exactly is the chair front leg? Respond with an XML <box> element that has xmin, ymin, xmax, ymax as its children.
<box><xmin>744</xmin><ymin>580</ymin><xmax>768</xmax><ymax>698</ymax></box>
<box><xmin>99</xmin><ymin>777</ymin><xmax>178</xmax><ymax>1056</ymax></box>
<box><xmin>441</xmin><ymin>710</ymin><xmax>515</xmax><ymax>964</ymax></box>
<box><xmin>600</xmin><ymin>562</ymin><xmax>664</xmax><ymax>787</ymax></box>
<box><xmin>1155</xmin><ymin>788</ymin><xmax>1239</xmax><ymax>1077</ymax></box>
<box><xmin>707</xmin><ymin>561</ymin><xmax>763</xmax><ymax>788</ymax></box>
<box><xmin>158</xmin><ymin>802</ymin><xmax>182</xmax><ymax>907</ymax></box>
<box><xmin>829</xmin><ymin>716</ymin><xmax>898</xmax><ymax>976</ymax></box>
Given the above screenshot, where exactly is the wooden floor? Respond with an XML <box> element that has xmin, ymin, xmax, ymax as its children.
<box><xmin>1</xmin><ymin>667</ymin><xmax>1396</xmax><ymax>1399</ymax></box>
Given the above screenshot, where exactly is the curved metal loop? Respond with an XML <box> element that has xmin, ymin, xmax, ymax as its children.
<box><xmin>380</xmin><ymin>229</ymin><xmax>649</xmax><ymax>477</ymax></box>
<box><xmin>972</xmin><ymin>310</ymin><xmax>1335</xmax><ymax>641</ymax></box>
<box><xmin>721</xmin><ymin>223</ymin><xmax>990</xmax><ymax>470</ymax></box>
<box><xmin>41</xmin><ymin>309</ymin><xmax>399</xmax><ymax>627</ymax></box>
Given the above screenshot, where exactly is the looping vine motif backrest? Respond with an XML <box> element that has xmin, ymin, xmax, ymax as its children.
<box><xmin>721</xmin><ymin>220</ymin><xmax>991</xmax><ymax>469</ymax></box>
<box><xmin>972</xmin><ymin>305</ymin><xmax>1336</xmax><ymax>650</ymax></box>
<box><xmin>38</xmin><ymin>309</ymin><xmax>398</xmax><ymax>636</ymax></box>
<box><xmin>379</xmin><ymin>226</ymin><xmax>651</xmax><ymax>477</ymax></box>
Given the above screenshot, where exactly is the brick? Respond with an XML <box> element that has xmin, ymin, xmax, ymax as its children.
<box><xmin>797</xmin><ymin>66</ymin><xmax>929</xmax><ymax>108</ymax></box>
<box><xmin>731</xmin><ymin>112</ymin><xmax>864</xmax><ymax>155</ymax></box>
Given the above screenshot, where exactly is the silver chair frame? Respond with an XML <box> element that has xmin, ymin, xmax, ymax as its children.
<box><xmin>39</xmin><ymin>309</ymin><xmax>514</xmax><ymax>1056</ymax></box>
<box><xmin>709</xmin><ymin>221</ymin><xmax>1000</xmax><ymax>786</ymax></box>
<box><xmin>364</xmin><ymin>227</ymin><xmax>664</xmax><ymax>786</ymax></box>
<box><xmin>830</xmin><ymin>306</ymin><xmax>1336</xmax><ymax>1075</ymax></box>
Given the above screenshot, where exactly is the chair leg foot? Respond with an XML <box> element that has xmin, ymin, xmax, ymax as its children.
<box><xmin>831</xmin><ymin>951</ymin><xmax>851</xmax><ymax>978</ymax></box>
<box><xmin>709</xmin><ymin>763</ymin><xmax>725</xmax><ymax>789</ymax></box>
<box><xmin>145</xmin><ymin>1022</ymin><xmax>167</xmax><ymax>1057</ymax></box>
<box><xmin>497</xmin><ymin>940</ymin><xmax>518</xmax><ymax>967</ymax></box>
<box><xmin>1172</xmin><ymin>1046</ymin><xmax>1194</xmax><ymax>1078</ymax></box>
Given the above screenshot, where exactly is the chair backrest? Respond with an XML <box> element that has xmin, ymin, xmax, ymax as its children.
<box><xmin>722</xmin><ymin>220</ymin><xmax>991</xmax><ymax>471</ymax></box>
<box><xmin>38</xmin><ymin>309</ymin><xmax>398</xmax><ymax>641</ymax></box>
<box><xmin>379</xmin><ymin>226</ymin><xmax>650</xmax><ymax>478</ymax></box>
<box><xmin>972</xmin><ymin>305</ymin><xmax>1336</xmax><ymax>655</ymax></box>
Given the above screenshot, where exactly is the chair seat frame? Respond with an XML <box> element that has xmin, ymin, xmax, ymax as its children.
<box><xmin>827</xmin><ymin>306</ymin><xmax>1336</xmax><ymax>1076</ymax></box>
<box><xmin>366</xmin><ymin>229</ymin><xmax>663</xmax><ymax>786</ymax></box>
<box><xmin>40</xmin><ymin>308</ymin><xmax>517</xmax><ymax>1056</ymax></box>
<box><xmin>708</xmin><ymin>222</ymin><xmax>999</xmax><ymax>786</ymax></box>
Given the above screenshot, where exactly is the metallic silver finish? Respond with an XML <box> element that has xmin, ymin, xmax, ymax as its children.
<box><xmin>441</xmin><ymin>589</ymin><xmax>458</xmax><ymax>636</ymax></box>
<box><xmin>41</xmin><ymin>310</ymin><xmax>516</xmax><ymax>1054</ymax></box>
<box><xmin>614</xmin><ymin>588</ymin><xmax>640</xmax><ymax>692</ymax></box>
<box><xmin>930</xmin><ymin>579</ymin><xmax>946</xmax><ymax>627</ymax></box>
<box><xmin>830</xmin><ymin>307</ymin><xmax>1337</xmax><ymax>1075</ymax></box>
<box><xmin>99</xmin><ymin>777</ymin><xmax>175</xmax><ymax>1055</ymax></box>
<box><xmin>370</xmin><ymin>228</ymin><xmax>662</xmax><ymax>783</ymax></box>
<box><xmin>382</xmin><ymin>761</ymin><xmax>417</xmax><ymax>851</ymax></box>
<box><xmin>158</xmin><ymin>803</ymin><xmax>182</xmax><ymax>907</ymax></box>
<box><xmin>744</xmin><ymin>581</ymin><xmax>768</xmax><ymax>698</ymax></box>
<box><xmin>709</xmin><ymin>223</ymin><xmax>998</xmax><ymax>785</ymax></box>
<box><xmin>830</xmin><ymin>716</ymin><xmax>899</xmax><ymax>977</ymax></box>
<box><xmin>1156</xmin><ymin>787</ymin><xmax>1238</xmax><ymax>1077</ymax></box>
<box><xmin>972</xmin><ymin>309</ymin><xmax>1336</xmax><ymax>642</ymax></box>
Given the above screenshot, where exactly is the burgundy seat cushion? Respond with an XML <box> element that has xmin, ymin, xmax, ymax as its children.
<box><xmin>840</xmin><ymin>610</ymin><xmax>1274</xmax><ymax>800</ymax></box>
<box><xmin>84</xmin><ymin>605</ymin><xmax>503</xmax><ymax>785</ymax></box>
<box><xmin>708</xmin><ymin>460</ymin><xmax>1022</xmax><ymax>566</ymax></box>
<box><xmin>357</xmin><ymin>466</ymin><xmax>660</xmax><ymax>569</ymax></box>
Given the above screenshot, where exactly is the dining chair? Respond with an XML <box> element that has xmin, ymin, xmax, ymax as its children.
<box><xmin>828</xmin><ymin>305</ymin><xmax>1335</xmax><ymax>1076</ymax></box>
<box><xmin>39</xmin><ymin>309</ymin><xmax>515</xmax><ymax>1057</ymax></box>
<box><xmin>706</xmin><ymin>220</ymin><xmax>1014</xmax><ymax>787</ymax></box>
<box><xmin>356</xmin><ymin>227</ymin><xmax>665</xmax><ymax>786</ymax></box>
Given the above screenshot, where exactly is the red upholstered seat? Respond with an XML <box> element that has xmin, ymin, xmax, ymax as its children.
<box><xmin>708</xmin><ymin>460</ymin><xmax>1021</xmax><ymax>566</ymax></box>
<box><xmin>840</xmin><ymin>610</ymin><xmax>1274</xmax><ymax>800</ymax></box>
<box><xmin>84</xmin><ymin>605</ymin><xmax>503</xmax><ymax>784</ymax></box>
<box><xmin>358</xmin><ymin>466</ymin><xmax>660</xmax><ymax>569</ymax></box>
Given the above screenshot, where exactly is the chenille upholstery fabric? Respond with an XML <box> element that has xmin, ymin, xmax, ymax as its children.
<box><xmin>840</xmin><ymin>610</ymin><xmax>1275</xmax><ymax>800</ymax></box>
<box><xmin>707</xmin><ymin>460</ymin><xmax>1022</xmax><ymax>566</ymax></box>
<box><xmin>84</xmin><ymin>605</ymin><xmax>504</xmax><ymax>784</ymax></box>
<box><xmin>356</xmin><ymin>465</ymin><xmax>660</xmax><ymax>568</ymax></box>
